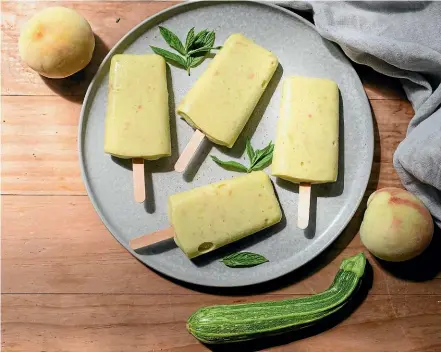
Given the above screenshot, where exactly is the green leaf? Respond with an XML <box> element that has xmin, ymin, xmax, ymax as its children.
<box><xmin>188</xmin><ymin>56</ymin><xmax>206</xmax><ymax>68</ymax></box>
<box><xmin>221</xmin><ymin>252</ymin><xmax>269</xmax><ymax>268</ymax></box>
<box><xmin>250</xmin><ymin>153</ymin><xmax>273</xmax><ymax>171</ymax></box>
<box><xmin>194</xmin><ymin>29</ymin><xmax>209</xmax><ymax>41</ymax></box>
<box><xmin>245</xmin><ymin>138</ymin><xmax>255</xmax><ymax>163</ymax></box>
<box><xmin>185</xmin><ymin>27</ymin><xmax>195</xmax><ymax>51</ymax></box>
<box><xmin>191</xmin><ymin>30</ymin><xmax>209</xmax><ymax>50</ymax></box>
<box><xmin>159</xmin><ymin>26</ymin><xmax>186</xmax><ymax>55</ymax></box>
<box><xmin>153</xmin><ymin>27</ymin><xmax>219</xmax><ymax>76</ymax></box>
<box><xmin>150</xmin><ymin>46</ymin><xmax>187</xmax><ymax>67</ymax></box>
<box><xmin>204</xmin><ymin>31</ymin><xmax>216</xmax><ymax>48</ymax></box>
<box><xmin>250</xmin><ymin>142</ymin><xmax>274</xmax><ymax>168</ymax></box>
<box><xmin>189</xmin><ymin>31</ymin><xmax>216</xmax><ymax>52</ymax></box>
<box><xmin>210</xmin><ymin>156</ymin><xmax>248</xmax><ymax>173</ymax></box>
<box><xmin>211</xmin><ymin>140</ymin><xmax>274</xmax><ymax>173</ymax></box>
<box><xmin>258</xmin><ymin>141</ymin><xmax>274</xmax><ymax>157</ymax></box>
<box><xmin>184</xmin><ymin>56</ymin><xmax>206</xmax><ymax>75</ymax></box>
<box><xmin>187</xmin><ymin>46</ymin><xmax>222</xmax><ymax>56</ymax></box>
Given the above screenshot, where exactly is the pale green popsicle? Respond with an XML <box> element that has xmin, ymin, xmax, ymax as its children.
<box><xmin>272</xmin><ymin>76</ymin><xmax>339</xmax><ymax>184</ymax></box>
<box><xmin>168</xmin><ymin>171</ymin><xmax>282</xmax><ymax>258</ymax></box>
<box><xmin>177</xmin><ymin>34</ymin><xmax>278</xmax><ymax>148</ymax></box>
<box><xmin>104</xmin><ymin>54</ymin><xmax>171</xmax><ymax>160</ymax></box>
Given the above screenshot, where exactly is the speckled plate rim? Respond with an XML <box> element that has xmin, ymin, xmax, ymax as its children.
<box><xmin>78</xmin><ymin>0</ymin><xmax>373</xmax><ymax>288</ymax></box>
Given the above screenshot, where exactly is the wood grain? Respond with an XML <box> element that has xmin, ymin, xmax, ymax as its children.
<box><xmin>2</xmin><ymin>195</ymin><xmax>440</xmax><ymax>296</ymax></box>
<box><xmin>2</xmin><ymin>1</ymin><xmax>406</xmax><ymax>101</ymax></box>
<box><xmin>2</xmin><ymin>294</ymin><xmax>441</xmax><ymax>352</ymax></box>
<box><xmin>1</xmin><ymin>96</ymin><xmax>85</xmax><ymax>195</ymax></box>
<box><xmin>355</xmin><ymin>64</ymin><xmax>407</xmax><ymax>101</ymax></box>
<box><xmin>1</xmin><ymin>97</ymin><xmax>411</xmax><ymax>195</ymax></box>
<box><xmin>1</xmin><ymin>1</ymin><xmax>176</xmax><ymax>97</ymax></box>
<box><xmin>2</xmin><ymin>1</ymin><xmax>440</xmax><ymax>351</ymax></box>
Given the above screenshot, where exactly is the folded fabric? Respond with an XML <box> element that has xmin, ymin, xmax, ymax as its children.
<box><xmin>279</xmin><ymin>1</ymin><xmax>441</xmax><ymax>227</ymax></box>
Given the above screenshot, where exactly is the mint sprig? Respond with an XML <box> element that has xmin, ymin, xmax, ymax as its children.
<box><xmin>150</xmin><ymin>26</ymin><xmax>221</xmax><ymax>75</ymax></box>
<box><xmin>211</xmin><ymin>139</ymin><xmax>274</xmax><ymax>173</ymax></box>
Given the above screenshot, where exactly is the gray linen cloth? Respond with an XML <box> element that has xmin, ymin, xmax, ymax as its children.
<box><xmin>279</xmin><ymin>1</ymin><xmax>441</xmax><ymax>227</ymax></box>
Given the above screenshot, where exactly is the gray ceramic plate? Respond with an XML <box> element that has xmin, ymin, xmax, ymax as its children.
<box><xmin>79</xmin><ymin>1</ymin><xmax>373</xmax><ymax>287</ymax></box>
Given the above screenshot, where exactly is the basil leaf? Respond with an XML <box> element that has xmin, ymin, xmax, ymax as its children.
<box><xmin>221</xmin><ymin>252</ymin><xmax>269</xmax><ymax>268</ymax></box>
<box><xmin>258</xmin><ymin>141</ymin><xmax>274</xmax><ymax>158</ymax></box>
<box><xmin>210</xmin><ymin>156</ymin><xmax>248</xmax><ymax>173</ymax></box>
<box><xmin>245</xmin><ymin>138</ymin><xmax>255</xmax><ymax>163</ymax></box>
<box><xmin>150</xmin><ymin>46</ymin><xmax>187</xmax><ymax>67</ymax></box>
<box><xmin>250</xmin><ymin>153</ymin><xmax>273</xmax><ymax>171</ymax></box>
<box><xmin>211</xmin><ymin>140</ymin><xmax>274</xmax><ymax>173</ymax></box>
<box><xmin>159</xmin><ymin>26</ymin><xmax>186</xmax><ymax>55</ymax></box>
<box><xmin>185</xmin><ymin>27</ymin><xmax>195</xmax><ymax>51</ymax></box>
<box><xmin>251</xmin><ymin>146</ymin><xmax>267</xmax><ymax>165</ymax></box>
<box><xmin>251</xmin><ymin>142</ymin><xmax>274</xmax><ymax>168</ymax></box>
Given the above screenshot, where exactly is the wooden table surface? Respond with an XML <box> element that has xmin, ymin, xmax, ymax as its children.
<box><xmin>2</xmin><ymin>2</ymin><xmax>441</xmax><ymax>351</ymax></box>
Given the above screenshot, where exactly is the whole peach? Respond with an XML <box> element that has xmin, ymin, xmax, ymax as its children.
<box><xmin>19</xmin><ymin>7</ymin><xmax>95</xmax><ymax>78</ymax></box>
<box><xmin>360</xmin><ymin>188</ymin><xmax>433</xmax><ymax>262</ymax></box>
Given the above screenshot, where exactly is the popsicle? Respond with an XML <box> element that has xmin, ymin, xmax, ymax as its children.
<box><xmin>174</xmin><ymin>34</ymin><xmax>278</xmax><ymax>172</ymax></box>
<box><xmin>271</xmin><ymin>76</ymin><xmax>339</xmax><ymax>229</ymax></box>
<box><xmin>129</xmin><ymin>171</ymin><xmax>282</xmax><ymax>258</ymax></box>
<box><xmin>104</xmin><ymin>54</ymin><xmax>171</xmax><ymax>202</ymax></box>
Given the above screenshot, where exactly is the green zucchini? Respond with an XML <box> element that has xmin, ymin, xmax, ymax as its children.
<box><xmin>187</xmin><ymin>252</ymin><xmax>366</xmax><ymax>344</ymax></box>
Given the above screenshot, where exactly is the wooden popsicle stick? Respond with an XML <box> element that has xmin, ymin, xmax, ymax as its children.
<box><xmin>298</xmin><ymin>183</ymin><xmax>311</xmax><ymax>229</ymax></box>
<box><xmin>132</xmin><ymin>158</ymin><xmax>146</xmax><ymax>203</ymax></box>
<box><xmin>129</xmin><ymin>227</ymin><xmax>175</xmax><ymax>251</ymax></box>
<box><xmin>174</xmin><ymin>129</ymin><xmax>205</xmax><ymax>172</ymax></box>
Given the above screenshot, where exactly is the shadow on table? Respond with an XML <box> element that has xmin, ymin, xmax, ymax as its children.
<box><xmin>42</xmin><ymin>34</ymin><xmax>109</xmax><ymax>103</ymax></box>
<box><xmin>368</xmin><ymin>102</ymin><xmax>382</xmax><ymax>195</ymax></box>
<box><xmin>353</xmin><ymin>64</ymin><xmax>406</xmax><ymax>100</ymax></box>
<box><xmin>375</xmin><ymin>224</ymin><xmax>441</xmax><ymax>281</ymax></box>
<box><xmin>204</xmin><ymin>261</ymin><xmax>373</xmax><ymax>352</ymax></box>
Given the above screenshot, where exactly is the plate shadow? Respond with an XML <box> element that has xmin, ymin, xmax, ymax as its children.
<box><xmin>191</xmin><ymin>204</ymin><xmax>287</xmax><ymax>268</ymax></box>
<box><xmin>42</xmin><ymin>34</ymin><xmax>109</xmax><ymax>103</ymax></box>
